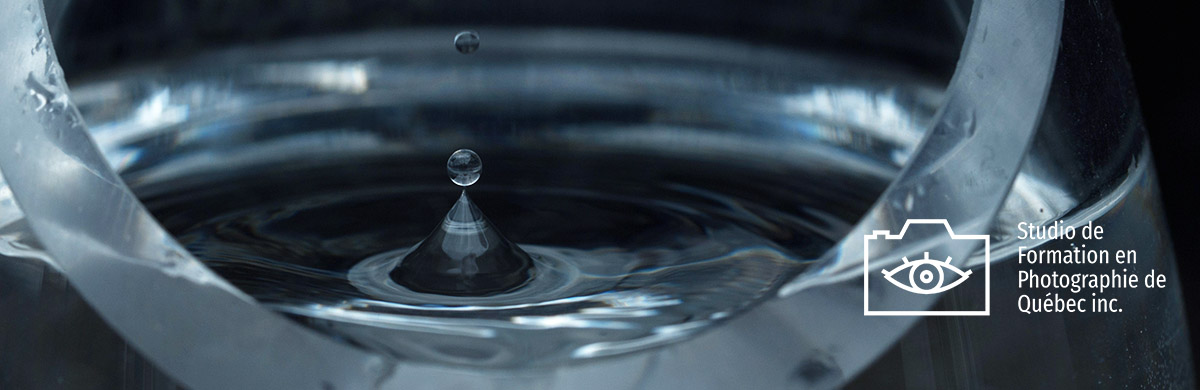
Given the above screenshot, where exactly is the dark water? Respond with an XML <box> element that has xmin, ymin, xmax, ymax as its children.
<box><xmin>131</xmin><ymin>147</ymin><xmax>887</xmax><ymax>366</ymax></box>
<box><xmin>62</xmin><ymin>29</ymin><xmax>938</xmax><ymax>367</ymax></box>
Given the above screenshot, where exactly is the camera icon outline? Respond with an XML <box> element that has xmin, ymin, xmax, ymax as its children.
<box><xmin>863</xmin><ymin>219</ymin><xmax>990</xmax><ymax>316</ymax></box>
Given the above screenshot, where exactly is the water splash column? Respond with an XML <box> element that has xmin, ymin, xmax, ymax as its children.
<box><xmin>390</xmin><ymin>149</ymin><xmax>536</xmax><ymax>296</ymax></box>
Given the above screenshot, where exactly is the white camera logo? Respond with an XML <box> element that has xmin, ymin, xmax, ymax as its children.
<box><xmin>864</xmin><ymin>219</ymin><xmax>990</xmax><ymax>316</ymax></box>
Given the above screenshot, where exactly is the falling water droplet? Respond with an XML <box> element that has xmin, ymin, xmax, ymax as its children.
<box><xmin>448</xmin><ymin>148</ymin><xmax>482</xmax><ymax>186</ymax></box>
<box><xmin>454</xmin><ymin>30</ymin><xmax>480</xmax><ymax>54</ymax></box>
<box><xmin>389</xmin><ymin>149</ymin><xmax>534</xmax><ymax>296</ymax></box>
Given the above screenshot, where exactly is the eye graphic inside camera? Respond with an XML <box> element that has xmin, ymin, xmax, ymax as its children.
<box><xmin>881</xmin><ymin>252</ymin><xmax>972</xmax><ymax>294</ymax></box>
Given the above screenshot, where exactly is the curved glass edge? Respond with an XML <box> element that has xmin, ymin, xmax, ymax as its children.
<box><xmin>0</xmin><ymin>1</ymin><xmax>398</xmax><ymax>389</ymax></box>
<box><xmin>0</xmin><ymin>0</ymin><xmax>1070</xmax><ymax>389</ymax></box>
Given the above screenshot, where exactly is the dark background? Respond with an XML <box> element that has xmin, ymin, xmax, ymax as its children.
<box><xmin>1112</xmin><ymin>3</ymin><xmax>1200</xmax><ymax>359</ymax></box>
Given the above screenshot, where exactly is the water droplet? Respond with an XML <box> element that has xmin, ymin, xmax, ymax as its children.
<box><xmin>448</xmin><ymin>148</ymin><xmax>482</xmax><ymax>187</ymax></box>
<box><xmin>454</xmin><ymin>30</ymin><xmax>480</xmax><ymax>54</ymax></box>
<box><xmin>903</xmin><ymin>192</ymin><xmax>914</xmax><ymax>211</ymax></box>
<box><xmin>26</xmin><ymin>90</ymin><xmax>47</xmax><ymax>111</ymax></box>
<box><xmin>24</xmin><ymin>73</ymin><xmax>55</xmax><ymax>112</ymax></box>
<box><xmin>962</xmin><ymin>110</ymin><xmax>976</xmax><ymax>137</ymax></box>
<box><xmin>790</xmin><ymin>355</ymin><xmax>842</xmax><ymax>388</ymax></box>
<box><xmin>389</xmin><ymin>149</ymin><xmax>534</xmax><ymax>296</ymax></box>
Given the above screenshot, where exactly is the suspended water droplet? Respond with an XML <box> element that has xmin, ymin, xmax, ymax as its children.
<box><xmin>454</xmin><ymin>30</ymin><xmax>480</xmax><ymax>54</ymax></box>
<box><xmin>389</xmin><ymin>149</ymin><xmax>534</xmax><ymax>296</ymax></box>
<box><xmin>448</xmin><ymin>148</ymin><xmax>482</xmax><ymax>187</ymax></box>
<box><xmin>903</xmin><ymin>192</ymin><xmax>914</xmax><ymax>211</ymax></box>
